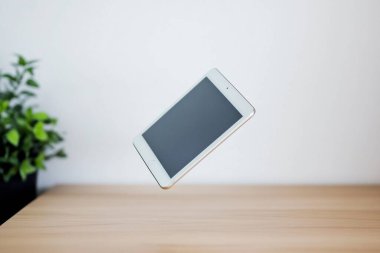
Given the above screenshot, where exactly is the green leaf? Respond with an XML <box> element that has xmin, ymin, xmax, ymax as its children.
<box><xmin>26</xmin><ymin>59</ymin><xmax>38</xmax><ymax>65</ymax></box>
<box><xmin>1</xmin><ymin>91</ymin><xmax>16</xmax><ymax>100</ymax></box>
<box><xmin>25</xmin><ymin>67</ymin><xmax>34</xmax><ymax>75</ymax></box>
<box><xmin>55</xmin><ymin>149</ymin><xmax>67</xmax><ymax>158</ymax></box>
<box><xmin>4</xmin><ymin>167</ymin><xmax>18</xmax><ymax>182</ymax></box>
<box><xmin>20</xmin><ymin>159</ymin><xmax>36</xmax><ymax>181</ymax></box>
<box><xmin>13</xmin><ymin>104</ymin><xmax>23</xmax><ymax>113</ymax></box>
<box><xmin>47</xmin><ymin>131</ymin><xmax>63</xmax><ymax>143</ymax></box>
<box><xmin>22</xmin><ymin>135</ymin><xmax>33</xmax><ymax>153</ymax></box>
<box><xmin>3</xmin><ymin>116</ymin><xmax>11</xmax><ymax>125</ymax></box>
<box><xmin>8</xmin><ymin>156</ymin><xmax>19</xmax><ymax>166</ymax></box>
<box><xmin>19</xmin><ymin>90</ymin><xmax>36</xmax><ymax>97</ymax></box>
<box><xmin>33</xmin><ymin>122</ymin><xmax>48</xmax><ymax>141</ymax></box>
<box><xmin>46</xmin><ymin>149</ymin><xmax>67</xmax><ymax>160</ymax></box>
<box><xmin>6</xmin><ymin>129</ymin><xmax>20</xmax><ymax>146</ymax></box>
<box><xmin>0</xmin><ymin>100</ymin><xmax>9</xmax><ymax>113</ymax></box>
<box><xmin>2</xmin><ymin>73</ymin><xmax>17</xmax><ymax>82</ymax></box>
<box><xmin>32</xmin><ymin>112</ymin><xmax>49</xmax><ymax>121</ymax></box>
<box><xmin>17</xmin><ymin>55</ymin><xmax>27</xmax><ymax>66</ymax></box>
<box><xmin>16</xmin><ymin>118</ymin><xmax>28</xmax><ymax>127</ymax></box>
<box><xmin>0</xmin><ymin>156</ymin><xmax>18</xmax><ymax>166</ymax></box>
<box><xmin>25</xmin><ymin>107</ymin><xmax>33</xmax><ymax>122</ymax></box>
<box><xmin>35</xmin><ymin>153</ymin><xmax>45</xmax><ymax>170</ymax></box>
<box><xmin>26</xmin><ymin>79</ymin><xmax>39</xmax><ymax>88</ymax></box>
<box><xmin>45</xmin><ymin>118</ymin><xmax>58</xmax><ymax>125</ymax></box>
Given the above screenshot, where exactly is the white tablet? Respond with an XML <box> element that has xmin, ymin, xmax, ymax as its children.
<box><xmin>133</xmin><ymin>68</ymin><xmax>255</xmax><ymax>189</ymax></box>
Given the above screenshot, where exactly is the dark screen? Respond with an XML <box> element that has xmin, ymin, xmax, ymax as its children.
<box><xmin>143</xmin><ymin>77</ymin><xmax>242</xmax><ymax>178</ymax></box>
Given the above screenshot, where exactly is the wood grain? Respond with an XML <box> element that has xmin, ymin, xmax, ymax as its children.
<box><xmin>0</xmin><ymin>185</ymin><xmax>379</xmax><ymax>253</ymax></box>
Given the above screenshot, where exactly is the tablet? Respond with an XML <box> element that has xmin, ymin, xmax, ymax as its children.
<box><xmin>133</xmin><ymin>68</ymin><xmax>255</xmax><ymax>189</ymax></box>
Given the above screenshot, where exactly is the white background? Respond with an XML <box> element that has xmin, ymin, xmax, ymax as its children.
<box><xmin>0</xmin><ymin>0</ymin><xmax>379</xmax><ymax>189</ymax></box>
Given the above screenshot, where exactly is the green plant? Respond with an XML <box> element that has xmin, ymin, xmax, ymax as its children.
<box><xmin>0</xmin><ymin>55</ymin><xmax>66</xmax><ymax>182</ymax></box>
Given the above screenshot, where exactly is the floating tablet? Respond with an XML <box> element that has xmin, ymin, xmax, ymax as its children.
<box><xmin>133</xmin><ymin>68</ymin><xmax>255</xmax><ymax>189</ymax></box>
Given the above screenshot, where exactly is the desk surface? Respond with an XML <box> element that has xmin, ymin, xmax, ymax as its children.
<box><xmin>0</xmin><ymin>185</ymin><xmax>379</xmax><ymax>253</ymax></box>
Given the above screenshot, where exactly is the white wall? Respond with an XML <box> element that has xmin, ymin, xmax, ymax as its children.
<box><xmin>0</xmin><ymin>0</ymin><xmax>379</xmax><ymax>188</ymax></box>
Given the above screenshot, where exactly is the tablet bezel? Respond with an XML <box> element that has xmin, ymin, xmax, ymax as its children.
<box><xmin>133</xmin><ymin>68</ymin><xmax>255</xmax><ymax>189</ymax></box>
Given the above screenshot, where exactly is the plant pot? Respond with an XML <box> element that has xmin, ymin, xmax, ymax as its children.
<box><xmin>0</xmin><ymin>172</ymin><xmax>37</xmax><ymax>225</ymax></box>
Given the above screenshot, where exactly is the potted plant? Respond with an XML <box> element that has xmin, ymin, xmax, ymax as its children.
<box><xmin>0</xmin><ymin>55</ymin><xmax>66</xmax><ymax>224</ymax></box>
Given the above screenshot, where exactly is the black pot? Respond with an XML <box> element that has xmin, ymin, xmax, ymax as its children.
<box><xmin>0</xmin><ymin>172</ymin><xmax>37</xmax><ymax>225</ymax></box>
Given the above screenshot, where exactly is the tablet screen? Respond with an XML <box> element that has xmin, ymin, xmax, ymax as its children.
<box><xmin>143</xmin><ymin>77</ymin><xmax>242</xmax><ymax>178</ymax></box>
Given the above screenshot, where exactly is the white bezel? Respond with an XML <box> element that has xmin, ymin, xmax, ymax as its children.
<box><xmin>133</xmin><ymin>68</ymin><xmax>255</xmax><ymax>189</ymax></box>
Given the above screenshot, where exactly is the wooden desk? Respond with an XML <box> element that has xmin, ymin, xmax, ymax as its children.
<box><xmin>0</xmin><ymin>185</ymin><xmax>379</xmax><ymax>252</ymax></box>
